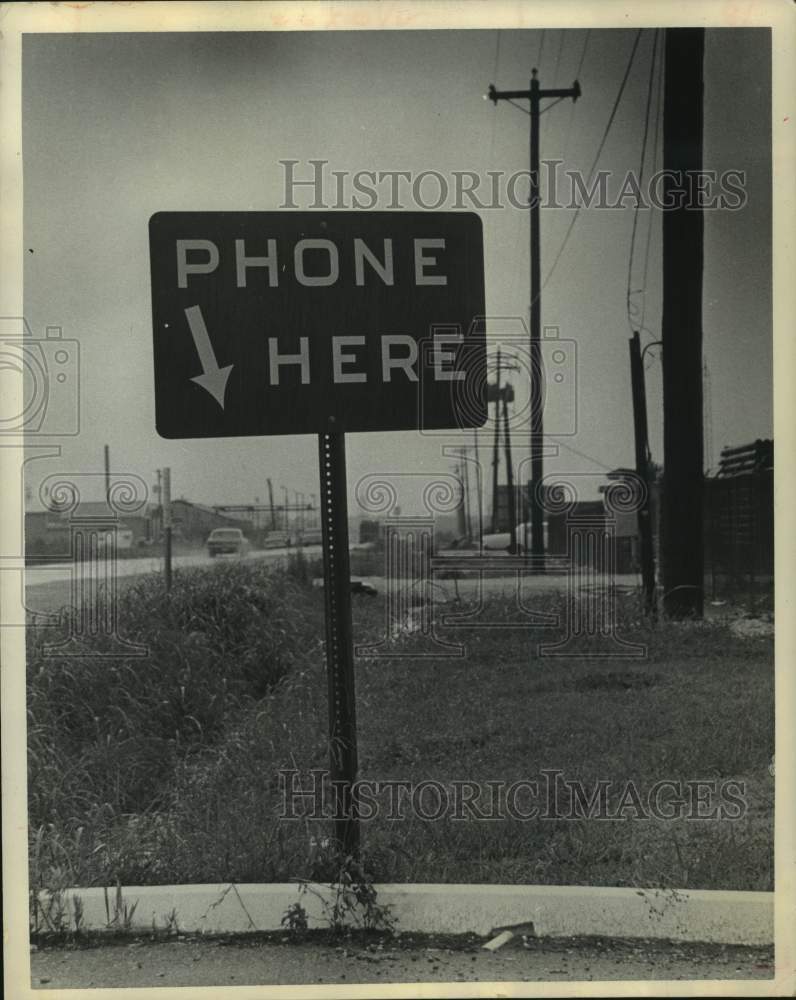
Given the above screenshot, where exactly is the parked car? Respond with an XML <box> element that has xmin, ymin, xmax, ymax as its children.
<box><xmin>264</xmin><ymin>529</ymin><xmax>291</xmax><ymax>549</ymax></box>
<box><xmin>206</xmin><ymin>527</ymin><xmax>250</xmax><ymax>557</ymax></box>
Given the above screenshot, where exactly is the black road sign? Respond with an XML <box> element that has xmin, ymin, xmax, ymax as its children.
<box><xmin>149</xmin><ymin>212</ymin><xmax>486</xmax><ymax>438</ymax></box>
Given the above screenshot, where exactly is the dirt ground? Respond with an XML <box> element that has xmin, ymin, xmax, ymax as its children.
<box><xmin>29</xmin><ymin>935</ymin><xmax>775</xmax><ymax>988</ymax></box>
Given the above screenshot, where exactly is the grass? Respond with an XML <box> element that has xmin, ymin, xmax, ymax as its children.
<box><xmin>27</xmin><ymin>561</ymin><xmax>774</xmax><ymax>896</ymax></box>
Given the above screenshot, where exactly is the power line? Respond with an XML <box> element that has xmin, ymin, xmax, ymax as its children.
<box><xmin>552</xmin><ymin>29</ymin><xmax>566</xmax><ymax>85</ymax></box>
<box><xmin>575</xmin><ymin>28</ymin><xmax>591</xmax><ymax>77</ymax></box>
<box><xmin>543</xmin><ymin>30</ymin><xmax>567</xmax><ymax>141</ymax></box>
<box><xmin>626</xmin><ymin>29</ymin><xmax>660</xmax><ymax>334</ymax></box>
<box><xmin>556</xmin><ymin>438</ymin><xmax>615</xmax><ymax>472</ymax></box>
<box><xmin>640</xmin><ymin>37</ymin><xmax>665</xmax><ymax>336</ymax></box>
<box><xmin>562</xmin><ymin>30</ymin><xmax>591</xmax><ymax>162</ymax></box>
<box><xmin>542</xmin><ymin>28</ymin><xmax>644</xmax><ymax>293</ymax></box>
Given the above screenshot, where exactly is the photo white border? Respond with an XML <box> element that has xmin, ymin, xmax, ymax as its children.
<box><xmin>1</xmin><ymin>2</ymin><xmax>793</xmax><ymax>997</ymax></box>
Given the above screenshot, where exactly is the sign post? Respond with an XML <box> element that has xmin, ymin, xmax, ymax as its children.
<box><xmin>318</xmin><ymin>430</ymin><xmax>359</xmax><ymax>855</ymax></box>
<box><xmin>149</xmin><ymin>211</ymin><xmax>486</xmax><ymax>855</ymax></box>
<box><xmin>162</xmin><ymin>465</ymin><xmax>172</xmax><ymax>592</ymax></box>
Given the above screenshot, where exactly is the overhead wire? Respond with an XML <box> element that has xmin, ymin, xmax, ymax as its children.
<box><xmin>541</xmin><ymin>28</ymin><xmax>644</xmax><ymax>294</ymax></box>
<box><xmin>542</xmin><ymin>30</ymin><xmax>566</xmax><ymax>140</ymax></box>
<box><xmin>562</xmin><ymin>29</ymin><xmax>591</xmax><ymax>162</ymax></box>
<box><xmin>555</xmin><ymin>438</ymin><xmax>614</xmax><ymax>472</ymax></box>
<box><xmin>552</xmin><ymin>29</ymin><xmax>566</xmax><ymax>85</ymax></box>
<box><xmin>640</xmin><ymin>36</ymin><xmax>665</xmax><ymax>338</ymax></box>
<box><xmin>626</xmin><ymin>29</ymin><xmax>660</xmax><ymax>335</ymax></box>
<box><xmin>487</xmin><ymin>30</ymin><xmax>501</xmax><ymax>165</ymax></box>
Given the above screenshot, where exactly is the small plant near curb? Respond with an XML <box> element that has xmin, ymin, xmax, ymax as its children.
<box><xmin>31</xmin><ymin>886</ymin><xmax>67</xmax><ymax>936</ymax></box>
<box><xmin>104</xmin><ymin>879</ymin><xmax>138</xmax><ymax>930</ymax></box>
<box><xmin>280</xmin><ymin>902</ymin><xmax>309</xmax><ymax>939</ymax></box>
<box><xmin>289</xmin><ymin>854</ymin><xmax>396</xmax><ymax>936</ymax></box>
<box><xmin>30</xmin><ymin>884</ymin><xmax>85</xmax><ymax>941</ymax></box>
<box><xmin>152</xmin><ymin>907</ymin><xmax>180</xmax><ymax>937</ymax></box>
<box><xmin>71</xmin><ymin>895</ymin><xmax>84</xmax><ymax>936</ymax></box>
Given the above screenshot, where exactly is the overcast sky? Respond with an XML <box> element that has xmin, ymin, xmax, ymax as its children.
<box><xmin>21</xmin><ymin>28</ymin><xmax>771</xmax><ymax>513</ymax></box>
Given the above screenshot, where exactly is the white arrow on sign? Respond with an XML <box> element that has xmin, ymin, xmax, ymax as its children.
<box><xmin>184</xmin><ymin>304</ymin><xmax>233</xmax><ymax>410</ymax></box>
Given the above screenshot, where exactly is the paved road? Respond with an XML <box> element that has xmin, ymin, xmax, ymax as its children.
<box><xmin>30</xmin><ymin>936</ymin><xmax>774</xmax><ymax>988</ymax></box>
<box><xmin>24</xmin><ymin>542</ymin><xmax>644</xmax><ymax>620</ymax></box>
<box><xmin>22</xmin><ymin>545</ymin><xmax>321</xmax><ymax>619</ymax></box>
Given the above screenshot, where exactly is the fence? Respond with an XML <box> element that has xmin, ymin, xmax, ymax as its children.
<box><xmin>704</xmin><ymin>440</ymin><xmax>774</xmax><ymax>603</ymax></box>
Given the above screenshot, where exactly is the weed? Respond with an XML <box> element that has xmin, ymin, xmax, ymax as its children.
<box><xmin>104</xmin><ymin>879</ymin><xmax>138</xmax><ymax>930</ymax></box>
<box><xmin>293</xmin><ymin>855</ymin><xmax>396</xmax><ymax>935</ymax></box>
<box><xmin>280</xmin><ymin>901</ymin><xmax>309</xmax><ymax>938</ymax></box>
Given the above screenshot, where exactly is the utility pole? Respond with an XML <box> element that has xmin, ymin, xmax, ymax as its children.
<box><xmin>103</xmin><ymin>444</ymin><xmax>111</xmax><ymax>503</ymax></box>
<box><xmin>629</xmin><ymin>332</ymin><xmax>657</xmax><ymax>613</ymax></box>
<box><xmin>267</xmin><ymin>478</ymin><xmax>277</xmax><ymax>530</ymax></box>
<box><xmin>282</xmin><ymin>485</ymin><xmax>289</xmax><ymax>531</ymax></box>
<box><xmin>152</xmin><ymin>469</ymin><xmax>163</xmax><ymax>542</ymax></box>
<box><xmin>502</xmin><ymin>389</ymin><xmax>517</xmax><ymax>554</ymax></box>
<box><xmin>456</xmin><ymin>447</ymin><xmax>472</xmax><ymax>541</ymax></box>
<box><xmin>472</xmin><ymin>426</ymin><xmax>482</xmax><ymax>549</ymax></box>
<box><xmin>491</xmin><ymin>348</ymin><xmax>502</xmax><ymax>533</ymax></box>
<box><xmin>456</xmin><ymin>455</ymin><xmax>468</xmax><ymax>539</ymax></box>
<box><xmin>488</xmin><ymin>70</ymin><xmax>581</xmax><ymax>570</ymax></box>
<box><xmin>661</xmin><ymin>28</ymin><xmax>704</xmax><ymax>618</ymax></box>
<box><xmin>462</xmin><ymin>450</ymin><xmax>472</xmax><ymax>541</ymax></box>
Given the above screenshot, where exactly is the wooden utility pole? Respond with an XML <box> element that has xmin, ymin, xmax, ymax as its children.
<box><xmin>629</xmin><ymin>332</ymin><xmax>657</xmax><ymax>613</ymax></box>
<box><xmin>461</xmin><ymin>450</ymin><xmax>472</xmax><ymax>541</ymax></box>
<box><xmin>488</xmin><ymin>71</ymin><xmax>581</xmax><ymax>569</ymax></box>
<box><xmin>267</xmin><ymin>478</ymin><xmax>277</xmax><ymax>530</ymax></box>
<box><xmin>661</xmin><ymin>28</ymin><xmax>705</xmax><ymax>618</ymax></box>
<box><xmin>472</xmin><ymin>426</ymin><xmax>483</xmax><ymax>549</ymax></box>
<box><xmin>502</xmin><ymin>389</ymin><xmax>517</xmax><ymax>554</ymax></box>
<box><xmin>491</xmin><ymin>348</ymin><xmax>502</xmax><ymax>533</ymax></box>
<box><xmin>456</xmin><ymin>454</ymin><xmax>468</xmax><ymax>539</ymax></box>
<box><xmin>103</xmin><ymin>444</ymin><xmax>111</xmax><ymax>503</ymax></box>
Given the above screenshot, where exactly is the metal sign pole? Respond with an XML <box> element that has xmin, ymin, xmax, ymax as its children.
<box><xmin>318</xmin><ymin>430</ymin><xmax>359</xmax><ymax>858</ymax></box>
<box><xmin>162</xmin><ymin>466</ymin><xmax>172</xmax><ymax>592</ymax></box>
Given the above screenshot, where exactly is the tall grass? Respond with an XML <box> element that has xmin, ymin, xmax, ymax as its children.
<box><xmin>28</xmin><ymin>567</ymin><xmax>774</xmax><ymax>892</ymax></box>
<box><xmin>28</xmin><ymin>562</ymin><xmax>323</xmax><ymax>886</ymax></box>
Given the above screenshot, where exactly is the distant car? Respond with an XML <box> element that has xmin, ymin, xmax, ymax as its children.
<box><xmin>206</xmin><ymin>527</ymin><xmax>250</xmax><ymax>557</ymax></box>
<box><xmin>264</xmin><ymin>530</ymin><xmax>291</xmax><ymax>549</ymax></box>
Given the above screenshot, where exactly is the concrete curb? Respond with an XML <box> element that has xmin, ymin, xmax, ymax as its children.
<box><xmin>38</xmin><ymin>883</ymin><xmax>773</xmax><ymax>946</ymax></box>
